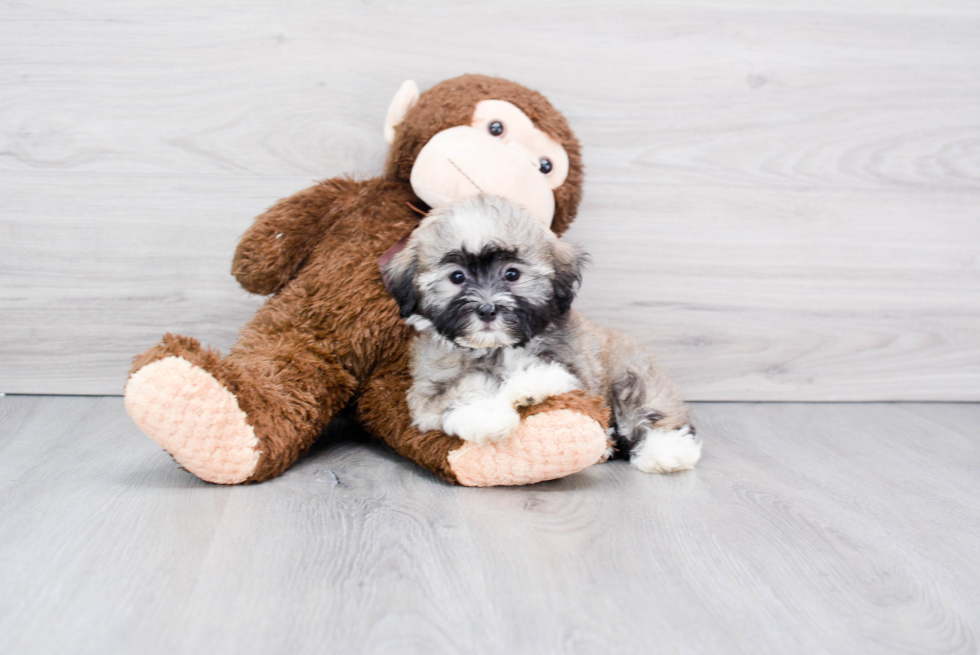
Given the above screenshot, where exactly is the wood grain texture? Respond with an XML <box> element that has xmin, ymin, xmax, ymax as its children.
<box><xmin>0</xmin><ymin>396</ymin><xmax>978</xmax><ymax>654</ymax></box>
<box><xmin>1</xmin><ymin>0</ymin><xmax>979</xmax><ymax>398</ymax></box>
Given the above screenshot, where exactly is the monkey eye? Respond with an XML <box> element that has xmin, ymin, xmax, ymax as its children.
<box><xmin>449</xmin><ymin>271</ymin><xmax>466</xmax><ymax>284</ymax></box>
<box><xmin>488</xmin><ymin>121</ymin><xmax>504</xmax><ymax>137</ymax></box>
<box><xmin>504</xmin><ymin>268</ymin><xmax>521</xmax><ymax>282</ymax></box>
<box><xmin>539</xmin><ymin>158</ymin><xmax>553</xmax><ymax>175</ymax></box>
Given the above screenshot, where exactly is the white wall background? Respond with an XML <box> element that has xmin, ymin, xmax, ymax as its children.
<box><xmin>2</xmin><ymin>0</ymin><xmax>978</xmax><ymax>400</ymax></box>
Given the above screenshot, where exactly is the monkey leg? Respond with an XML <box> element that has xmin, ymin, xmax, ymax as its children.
<box><xmin>125</xmin><ymin>332</ymin><xmax>358</xmax><ymax>484</ymax></box>
<box><xmin>355</xmin><ymin>364</ymin><xmax>611</xmax><ymax>487</ymax></box>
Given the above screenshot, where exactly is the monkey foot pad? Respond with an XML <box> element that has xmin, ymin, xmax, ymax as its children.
<box><xmin>125</xmin><ymin>356</ymin><xmax>261</xmax><ymax>484</ymax></box>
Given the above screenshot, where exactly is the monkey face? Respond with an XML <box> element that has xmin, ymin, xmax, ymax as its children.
<box><xmin>383</xmin><ymin>75</ymin><xmax>583</xmax><ymax>235</ymax></box>
<box><xmin>409</xmin><ymin>101</ymin><xmax>570</xmax><ymax>228</ymax></box>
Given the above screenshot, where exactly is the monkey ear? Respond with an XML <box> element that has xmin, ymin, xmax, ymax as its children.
<box><xmin>383</xmin><ymin>80</ymin><xmax>420</xmax><ymax>145</ymax></box>
<box><xmin>382</xmin><ymin>246</ymin><xmax>419</xmax><ymax>318</ymax></box>
<box><xmin>552</xmin><ymin>241</ymin><xmax>589</xmax><ymax>314</ymax></box>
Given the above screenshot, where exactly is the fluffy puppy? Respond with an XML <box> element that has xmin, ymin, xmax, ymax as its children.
<box><xmin>384</xmin><ymin>196</ymin><xmax>701</xmax><ymax>474</ymax></box>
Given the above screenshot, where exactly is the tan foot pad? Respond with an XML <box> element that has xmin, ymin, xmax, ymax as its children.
<box><xmin>448</xmin><ymin>409</ymin><xmax>607</xmax><ymax>487</ymax></box>
<box><xmin>125</xmin><ymin>356</ymin><xmax>261</xmax><ymax>484</ymax></box>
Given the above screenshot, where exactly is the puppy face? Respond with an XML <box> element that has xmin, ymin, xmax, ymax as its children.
<box><xmin>385</xmin><ymin>196</ymin><xmax>586</xmax><ymax>349</ymax></box>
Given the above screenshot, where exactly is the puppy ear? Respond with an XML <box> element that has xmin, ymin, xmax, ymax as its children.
<box><xmin>552</xmin><ymin>240</ymin><xmax>588</xmax><ymax>314</ymax></box>
<box><xmin>383</xmin><ymin>246</ymin><xmax>419</xmax><ymax>318</ymax></box>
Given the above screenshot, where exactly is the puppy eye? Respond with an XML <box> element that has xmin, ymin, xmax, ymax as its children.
<box><xmin>449</xmin><ymin>271</ymin><xmax>466</xmax><ymax>284</ymax></box>
<box><xmin>539</xmin><ymin>158</ymin><xmax>553</xmax><ymax>175</ymax></box>
<box><xmin>488</xmin><ymin>121</ymin><xmax>504</xmax><ymax>137</ymax></box>
<box><xmin>504</xmin><ymin>268</ymin><xmax>521</xmax><ymax>282</ymax></box>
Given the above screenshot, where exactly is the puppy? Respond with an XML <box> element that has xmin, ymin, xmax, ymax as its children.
<box><xmin>384</xmin><ymin>195</ymin><xmax>701</xmax><ymax>474</ymax></box>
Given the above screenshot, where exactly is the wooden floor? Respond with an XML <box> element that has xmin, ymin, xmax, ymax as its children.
<box><xmin>1</xmin><ymin>396</ymin><xmax>977</xmax><ymax>654</ymax></box>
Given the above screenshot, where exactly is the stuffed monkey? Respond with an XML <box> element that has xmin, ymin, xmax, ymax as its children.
<box><xmin>125</xmin><ymin>75</ymin><xmax>610</xmax><ymax>486</ymax></box>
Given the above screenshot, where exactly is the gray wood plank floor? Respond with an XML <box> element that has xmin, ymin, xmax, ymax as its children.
<box><xmin>1</xmin><ymin>396</ymin><xmax>977</xmax><ymax>654</ymax></box>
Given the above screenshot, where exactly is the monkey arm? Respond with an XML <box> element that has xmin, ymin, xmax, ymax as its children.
<box><xmin>232</xmin><ymin>178</ymin><xmax>361</xmax><ymax>295</ymax></box>
<box><xmin>449</xmin><ymin>391</ymin><xmax>612</xmax><ymax>486</ymax></box>
<box><xmin>357</xmin><ymin>355</ymin><xmax>611</xmax><ymax>486</ymax></box>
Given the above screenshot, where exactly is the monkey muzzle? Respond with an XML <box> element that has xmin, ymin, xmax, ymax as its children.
<box><xmin>409</xmin><ymin>126</ymin><xmax>556</xmax><ymax>227</ymax></box>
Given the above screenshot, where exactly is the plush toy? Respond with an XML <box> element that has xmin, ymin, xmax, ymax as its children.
<box><xmin>124</xmin><ymin>74</ymin><xmax>611</xmax><ymax>486</ymax></box>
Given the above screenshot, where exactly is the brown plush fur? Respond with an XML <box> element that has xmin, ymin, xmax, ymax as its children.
<box><xmin>519</xmin><ymin>390</ymin><xmax>611</xmax><ymax>428</ymax></box>
<box><xmin>129</xmin><ymin>74</ymin><xmax>596</xmax><ymax>484</ymax></box>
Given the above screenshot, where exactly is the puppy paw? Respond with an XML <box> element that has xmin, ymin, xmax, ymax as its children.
<box><xmin>443</xmin><ymin>396</ymin><xmax>522</xmax><ymax>445</ymax></box>
<box><xmin>504</xmin><ymin>363</ymin><xmax>581</xmax><ymax>409</ymax></box>
<box><xmin>630</xmin><ymin>425</ymin><xmax>701</xmax><ymax>474</ymax></box>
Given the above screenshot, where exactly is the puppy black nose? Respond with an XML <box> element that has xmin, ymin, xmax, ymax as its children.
<box><xmin>476</xmin><ymin>303</ymin><xmax>497</xmax><ymax>322</ymax></box>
